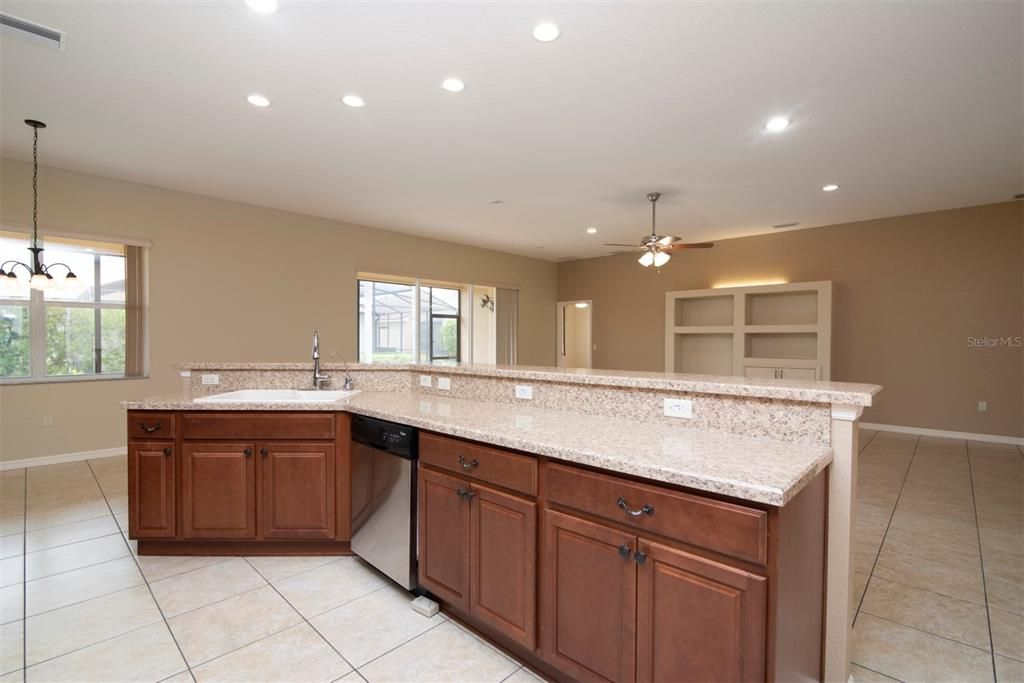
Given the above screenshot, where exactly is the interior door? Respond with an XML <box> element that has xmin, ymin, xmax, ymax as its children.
<box><xmin>260</xmin><ymin>441</ymin><xmax>336</xmax><ymax>539</ymax></box>
<box><xmin>470</xmin><ymin>482</ymin><xmax>537</xmax><ymax>649</ymax></box>
<box><xmin>556</xmin><ymin>301</ymin><xmax>593</xmax><ymax>369</ymax></box>
<box><xmin>182</xmin><ymin>442</ymin><xmax>256</xmax><ymax>539</ymax></box>
<box><xmin>418</xmin><ymin>467</ymin><xmax>471</xmax><ymax>610</ymax></box>
<box><xmin>541</xmin><ymin>509</ymin><xmax>637</xmax><ymax>683</ymax></box>
<box><xmin>635</xmin><ymin>539</ymin><xmax>767</xmax><ymax>683</ymax></box>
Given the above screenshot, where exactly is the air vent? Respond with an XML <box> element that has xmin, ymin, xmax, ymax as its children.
<box><xmin>1</xmin><ymin>13</ymin><xmax>66</xmax><ymax>51</ymax></box>
<box><xmin>772</xmin><ymin>222</ymin><xmax>800</xmax><ymax>229</ymax></box>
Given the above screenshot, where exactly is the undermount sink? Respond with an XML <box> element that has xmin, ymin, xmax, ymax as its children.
<box><xmin>195</xmin><ymin>389</ymin><xmax>360</xmax><ymax>403</ymax></box>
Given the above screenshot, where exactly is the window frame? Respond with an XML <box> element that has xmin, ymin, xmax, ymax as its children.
<box><xmin>0</xmin><ymin>235</ymin><xmax>144</xmax><ymax>385</ymax></box>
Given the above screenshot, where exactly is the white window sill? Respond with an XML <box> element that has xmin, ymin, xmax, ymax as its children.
<box><xmin>0</xmin><ymin>374</ymin><xmax>150</xmax><ymax>387</ymax></box>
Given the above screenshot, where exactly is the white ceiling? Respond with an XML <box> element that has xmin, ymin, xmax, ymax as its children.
<box><xmin>1</xmin><ymin>1</ymin><xmax>1021</xmax><ymax>261</ymax></box>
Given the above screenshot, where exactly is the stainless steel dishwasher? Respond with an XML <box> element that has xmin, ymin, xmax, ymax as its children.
<box><xmin>350</xmin><ymin>415</ymin><xmax>418</xmax><ymax>590</ymax></box>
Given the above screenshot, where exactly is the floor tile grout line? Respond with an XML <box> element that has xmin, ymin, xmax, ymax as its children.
<box><xmin>22</xmin><ymin>562</ymin><xmax>147</xmax><ymax>621</ymax></box>
<box><xmin>860</xmin><ymin>573</ymin><xmax>990</xmax><ymax>611</ymax></box>
<box><xmin>498</xmin><ymin>665</ymin><xmax>526</xmax><ymax>682</ymax></box>
<box><xmin>20</xmin><ymin>468</ymin><xmax>27</xmax><ymax>680</ymax></box>
<box><xmin>22</xmin><ymin>529</ymin><xmax>124</xmax><ymax>558</ymax></box>
<box><xmin>20</xmin><ymin>541</ymin><xmax>133</xmax><ymax>585</ymax></box>
<box><xmin>85</xmin><ymin>458</ymin><xmax>196</xmax><ymax>683</ymax></box>
<box><xmin>22</xmin><ymin>613</ymin><xmax>166</xmax><ymax>671</ymax></box>
<box><xmin>156</xmin><ymin>579</ymin><xmax>271</xmax><ymax>621</ymax></box>
<box><xmin>183</xmin><ymin>619</ymin><xmax>302</xmax><ymax>670</ymax></box>
<box><xmin>242</xmin><ymin>557</ymin><xmax>359</xmax><ymax>675</ymax></box>
<box><xmin>858</xmin><ymin>428</ymin><xmax>881</xmax><ymax>454</ymax></box>
<box><xmin>0</xmin><ymin>511</ymin><xmax>118</xmax><ymax>541</ymax></box>
<box><xmin>852</xmin><ymin>435</ymin><xmax>919</xmax><ymax>628</ymax></box>
<box><xmin>858</xmin><ymin>611</ymin><xmax>996</xmax><ymax>655</ymax></box>
<box><xmin>849</xmin><ymin>661</ymin><xmax>906</xmax><ymax>682</ymax></box>
<box><xmin>353</xmin><ymin>618</ymin><xmax>450</xmax><ymax>673</ymax></box>
<box><xmin>965</xmin><ymin>441</ymin><xmax>998</xmax><ymax>682</ymax></box>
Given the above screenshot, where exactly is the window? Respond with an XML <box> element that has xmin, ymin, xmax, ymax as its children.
<box><xmin>358</xmin><ymin>277</ymin><xmax>463</xmax><ymax>365</ymax></box>
<box><xmin>0</xmin><ymin>231</ymin><xmax>147</xmax><ymax>383</ymax></box>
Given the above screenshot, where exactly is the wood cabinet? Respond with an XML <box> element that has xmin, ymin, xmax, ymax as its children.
<box><xmin>127</xmin><ymin>411</ymin><xmax>351</xmax><ymax>554</ymax></box>
<box><xmin>127</xmin><ymin>441</ymin><xmax>176</xmax><ymax>539</ymax></box>
<box><xmin>744</xmin><ymin>366</ymin><xmax>818</xmax><ymax>381</ymax></box>
<box><xmin>182</xmin><ymin>442</ymin><xmax>257</xmax><ymax>539</ymax></box>
<box><xmin>261</xmin><ymin>442</ymin><xmax>336</xmax><ymax>539</ymax></box>
<box><xmin>418</xmin><ymin>443</ymin><xmax>538</xmax><ymax>650</ymax></box>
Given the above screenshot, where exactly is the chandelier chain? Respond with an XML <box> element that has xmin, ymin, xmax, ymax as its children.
<box><xmin>32</xmin><ymin>124</ymin><xmax>39</xmax><ymax>244</ymax></box>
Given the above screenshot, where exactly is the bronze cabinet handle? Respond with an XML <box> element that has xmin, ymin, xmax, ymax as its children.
<box><xmin>618</xmin><ymin>545</ymin><xmax>631</xmax><ymax>560</ymax></box>
<box><xmin>139</xmin><ymin>423</ymin><xmax>162</xmax><ymax>433</ymax></box>
<box><xmin>162</xmin><ymin>447</ymin><xmax>172</xmax><ymax>456</ymax></box>
<box><xmin>244</xmin><ymin>447</ymin><xmax>253</xmax><ymax>457</ymax></box>
<box><xmin>458</xmin><ymin>455</ymin><xmax>479</xmax><ymax>470</ymax></box>
<box><xmin>634</xmin><ymin>550</ymin><xmax>647</xmax><ymax>565</ymax></box>
<box><xmin>617</xmin><ymin>497</ymin><xmax>654</xmax><ymax>517</ymax></box>
<box><xmin>456</xmin><ymin>487</ymin><xmax>476</xmax><ymax>500</ymax></box>
<box><xmin>260</xmin><ymin>447</ymin><xmax>269</xmax><ymax>457</ymax></box>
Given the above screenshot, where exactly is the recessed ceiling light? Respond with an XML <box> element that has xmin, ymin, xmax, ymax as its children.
<box><xmin>586</xmin><ymin>227</ymin><xmax>598</xmax><ymax>234</ymax></box>
<box><xmin>822</xmin><ymin>184</ymin><xmax>840</xmax><ymax>192</ymax></box>
<box><xmin>246</xmin><ymin>94</ymin><xmax>270</xmax><ymax>108</ymax></box>
<box><xmin>341</xmin><ymin>95</ymin><xmax>366</xmax><ymax>108</ymax></box>
<box><xmin>441</xmin><ymin>78</ymin><xmax>465</xmax><ymax>93</ymax></box>
<box><xmin>244</xmin><ymin>0</ymin><xmax>277</xmax><ymax>14</ymax></box>
<box><xmin>765</xmin><ymin>116</ymin><xmax>790</xmax><ymax>132</ymax></box>
<box><xmin>533</xmin><ymin>22</ymin><xmax>560</xmax><ymax>42</ymax></box>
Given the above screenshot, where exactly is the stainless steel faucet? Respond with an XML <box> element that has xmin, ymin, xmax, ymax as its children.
<box><xmin>312</xmin><ymin>329</ymin><xmax>331</xmax><ymax>390</ymax></box>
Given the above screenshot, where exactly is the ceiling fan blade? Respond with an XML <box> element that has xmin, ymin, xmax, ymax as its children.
<box><xmin>603</xmin><ymin>243</ymin><xmax>641</xmax><ymax>247</ymax></box>
<box><xmin>665</xmin><ymin>242</ymin><xmax>714</xmax><ymax>250</ymax></box>
<box><xmin>656</xmin><ymin>235</ymin><xmax>682</xmax><ymax>246</ymax></box>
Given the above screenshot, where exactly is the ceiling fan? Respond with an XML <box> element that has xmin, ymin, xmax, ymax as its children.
<box><xmin>605</xmin><ymin>192</ymin><xmax>713</xmax><ymax>267</ymax></box>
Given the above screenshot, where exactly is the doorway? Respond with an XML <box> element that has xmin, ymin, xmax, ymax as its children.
<box><xmin>556</xmin><ymin>300</ymin><xmax>593</xmax><ymax>369</ymax></box>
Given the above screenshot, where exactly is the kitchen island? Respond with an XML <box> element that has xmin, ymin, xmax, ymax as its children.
<box><xmin>124</xmin><ymin>362</ymin><xmax>880</xmax><ymax>683</ymax></box>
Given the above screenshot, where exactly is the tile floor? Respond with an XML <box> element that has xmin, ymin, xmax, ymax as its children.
<box><xmin>0</xmin><ymin>456</ymin><xmax>538</xmax><ymax>683</ymax></box>
<box><xmin>851</xmin><ymin>430</ymin><xmax>1024</xmax><ymax>683</ymax></box>
<box><xmin>0</xmin><ymin>430</ymin><xmax>1020</xmax><ymax>682</ymax></box>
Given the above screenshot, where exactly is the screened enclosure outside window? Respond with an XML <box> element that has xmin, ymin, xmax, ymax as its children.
<box><xmin>358</xmin><ymin>278</ymin><xmax>462</xmax><ymax>364</ymax></box>
<box><xmin>0</xmin><ymin>231</ymin><xmax>147</xmax><ymax>382</ymax></box>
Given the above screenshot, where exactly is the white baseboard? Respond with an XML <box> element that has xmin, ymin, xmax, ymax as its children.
<box><xmin>0</xmin><ymin>447</ymin><xmax>127</xmax><ymax>471</ymax></box>
<box><xmin>860</xmin><ymin>422</ymin><xmax>1024</xmax><ymax>447</ymax></box>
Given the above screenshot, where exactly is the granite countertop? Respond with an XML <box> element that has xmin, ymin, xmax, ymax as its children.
<box><xmin>173</xmin><ymin>361</ymin><xmax>881</xmax><ymax>406</ymax></box>
<box><xmin>124</xmin><ymin>390</ymin><xmax>832</xmax><ymax>506</ymax></box>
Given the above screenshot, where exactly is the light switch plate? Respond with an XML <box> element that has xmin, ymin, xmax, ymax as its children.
<box><xmin>663</xmin><ymin>398</ymin><xmax>693</xmax><ymax>419</ymax></box>
<box><xmin>437</xmin><ymin>377</ymin><xmax>451</xmax><ymax>390</ymax></box>
<box><xmin>515</xmin><ymin>385</ymin><xmax>533</xmax><ymax>400</ymax></box>
<box><xmin>978</xmin><ymin>401</ymin><xmax>988</xmax><ymax>412</ymax></box>
<box><xmin>419</xmin><ymin>375</ymin><xmax>432</xmax><ymax>387</ymax></box>
<box><xmin>201</xmin><ymin>374</ymin><xmax>219</xmax><ymax>385</ymax></box>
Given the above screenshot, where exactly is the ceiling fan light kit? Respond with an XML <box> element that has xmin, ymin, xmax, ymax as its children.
<box><xmin>606</xmin><ymin>192</ymin><xmax>714</xmax><ymax>268</ymax></box>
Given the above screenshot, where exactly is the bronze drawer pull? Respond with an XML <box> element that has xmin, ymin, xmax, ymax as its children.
<box><xmin>139</xmin><ymin>422</ymin><xmax>162</xmax><ymax>433</ymax></box>
<box><xmin>458</xmin><ymin>455</ymin><xmax>479</xmax><ymax>470</ymax></box>
<box><xmin>617</xmin><ymin>497</ymin><xmax>654</xmax><ymax>517</ymax></box>
<box><xmin>162</xmin><ymin>447</ymin><xmax>172</xmax><ymax>456</ymax></box>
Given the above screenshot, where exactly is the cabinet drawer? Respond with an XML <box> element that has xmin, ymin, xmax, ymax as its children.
<box><xmin>421</xmin><ymin>432</ymin><xmax>537</xmax><ymax>497</ymax></box>
<box><xmin>127</xmin><ymin>412</ymin><xmax>175</xmax><ymax>440</ymax></box>
<box><xmin>182</xmin><ymin>413</ymin><xmax>335</xmax><ymax>440</ymax></box>
<box><xmin>546</xmin><ymin>463</ymin><xmax>768</xmax><ymax>565</ymax></box>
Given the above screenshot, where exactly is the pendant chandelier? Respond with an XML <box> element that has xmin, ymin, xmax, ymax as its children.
<box><xmin>0</xmin><ymin>120</ymin><xmax>78</xmax><ymax>293</ymax></box>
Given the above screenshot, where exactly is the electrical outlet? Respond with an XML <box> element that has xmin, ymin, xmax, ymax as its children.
<box><xmin>978</xmin><ymin>401</ymin><xmax>988</xmax><ymax>412</ymax></box>
<box><xmin>201</xmin><ymin>374</ymin><xmax>219</xmax><ymax>385</ymax></box>
<box><xmin>42</xmin><ymin>414</ymin><xmax>53</xmax><ymax>427</ymax></box>
<box><xmin>663</xmin><ymin>398</ymin><xmax>693</xmax><ymax>419</ymax></box>
<box><xmin>419</xmin><ymin>375</ymin><xmax>432</xmax><ymax>387</ymax></box>
<box><xmin>437</xmin><ymin>377</ymin><xmax>451</xmax><ymax>391</ymax></box>
<box><xmin>515</xmin><ymin>385</ymin><xmax>533</xmax><ymax>400</ymax></box>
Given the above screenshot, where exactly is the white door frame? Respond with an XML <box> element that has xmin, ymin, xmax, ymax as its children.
<box><xmin>556</xmin><ymin>300</ymin><xmax>593</xmax><ymax>368</ymax></box>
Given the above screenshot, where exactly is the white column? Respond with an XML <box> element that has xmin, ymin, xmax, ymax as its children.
<box><xmin>825</xmin><ymin>403</ymin><xmax>863</xmax><ymax>683</ymax></box>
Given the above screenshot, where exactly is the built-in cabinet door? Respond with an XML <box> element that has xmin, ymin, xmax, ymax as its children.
<box><xmin>418</xmin><ymin>467</ymin><xmax>471</xmax><ymax>610</ymax></box>
<box><xmin>636</xmin><ymin>540</ymin><xmax>767</xmax><ymax>683</ymax></box>
<box><xmin>260</xmin><ymin>441</ymin><xmax>336</xmax><ymax>539</ymax></box>
<box><xmin>743</xmin><ymin>366</ymin><xmax>778</xmax><ymax>379</ymax></box>
<box><xmin>182</xmin><ymin>442</ymin><xmax>257</xmax><ymax>539</ymax></box>
<box><xmin>780</xmin><ymin>367</ymin><xmax>817</xmax><ymax>381</ymax></box>
<box><xmin>541</xmin><ymin>510</ymin><xmax>637</xmax><ymax>683</ymax></box>
<box><xmin>127</xmin><ymin>441</ymin><xmax>176</xmax><ymax>538</ymax></box>
<box><xmin>470</xmin><ymin>482</ymin><xmax>537</xmax><ymax>649</ymax></box>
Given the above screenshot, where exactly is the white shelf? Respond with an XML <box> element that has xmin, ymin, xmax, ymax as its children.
<box><xmin>665</xmin><ymin>281</ymin><xmax>832</xmax><ymax>379</ymax></box>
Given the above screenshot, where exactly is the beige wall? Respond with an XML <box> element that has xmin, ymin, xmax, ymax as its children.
<box><xmin>559</xmin><ymin>202</ymin><xmax>1024</xmax><ymax>437</ymax></box>
<box><xmin>0</xmin><ymin>158</ymin><xmax>558</xmax><ymax>461</ymax></box>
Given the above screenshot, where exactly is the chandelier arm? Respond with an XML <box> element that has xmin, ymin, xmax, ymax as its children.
<box><xmin>40</xmin><ymin>262</ymin><xmax>76</xmax><ymax>277</ymax></box>
<box><xmin>1</xmin><ymin>260</ymin><xmax>33</xmax><ymax>274</ymax></box>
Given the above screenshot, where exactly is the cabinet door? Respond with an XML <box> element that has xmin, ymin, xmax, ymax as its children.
<box><xmin>182</xmin><ymin>442</ymin><xmax>256</xmax><ymax>539</ymax></box>
<box><xmin>127</xmin><ymin>441</ymin><xmax>175</xmax><ymax>538</ymax></box>
<box><xmin>541</xmin><ymin>510</ymin><xmax>637</xmax><ymax>683</ymax></box>
<box><xmin>261</xmin><ymin>442</ymin><xmax>336</xmax><ymax>539</ymax></box>
<box><xmin>470</xmin><ymin>483</ymin><xmax>537</xmax><ymax>649</ymax></box>
<box><xmin>780</xmin><ymin>367</ymin><xmax>817</xmax><ymax>381</ymax></box>
<box><xmin>743</xmin><ymin>366</ymin><xmax>778</xmax><ymax>379</ymax></box>
<box><xmin>418</xmin><ymin>467</ymin><xmax>471</xmax><ymax>610</ymax></box>
<box><xmin>636</xmin><ymin>540</ymin><xmax>767</xmax><ymax>683</ymax></box>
